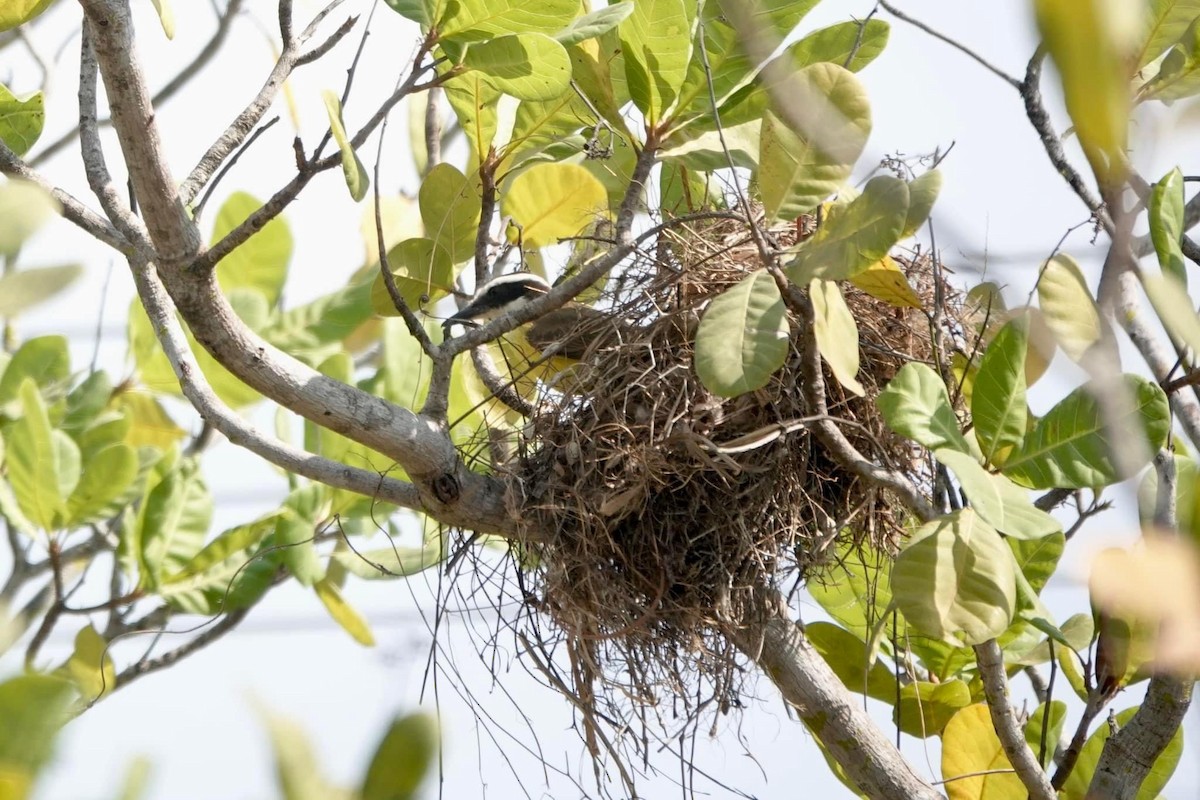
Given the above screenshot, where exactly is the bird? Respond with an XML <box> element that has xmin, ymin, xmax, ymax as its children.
<box><xmin>442</xmin><ymin>273</ymin><xmax>622</xmax><ymax>364</ymax></box>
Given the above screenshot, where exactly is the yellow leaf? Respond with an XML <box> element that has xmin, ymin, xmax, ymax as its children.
<box><xmin>149</xmin><ymin>0</ymin><xmax>175</xmax><ymax>39</ymax></box>
<box><xmin>1034</xmin><ymin>0</ymin><xmax>1133</xmax><ymax>184</ymax></box>
<box><xmin>61</xmin><ymin>624</ymin><xmax>116</xmax><ymax>702</ymax></box>
<box><xmin>849</xmin><ymin>256</ymin><xmax>922</xmax><ymax>308</ymax></box>
<box><xmin>941</xmin><ymin>704</ymin><xmax>1024</xmax><ymax>800</ymax></box>
<box><xmin>112</xmin><ymin>391</ymin><xmax>186</xmax><ymax>449</ymax></box>
<box><xmin>500</xmin><ymin>163</ymin><xmax>607</xmax><ymax>247</ymax></box>
<box><xmin>314</xmin><ymin>578</ymin><xmax>375</xmax><ymax>647</ymax></box>
<box><xmin>810</xmin><ymin>278</ymin><xmax>864</xmax><ymax>396</ymax></box>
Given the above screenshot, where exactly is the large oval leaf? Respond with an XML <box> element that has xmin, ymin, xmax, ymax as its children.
<box><xmin>892</xmin><ymin>508</ymin><xmax>1016</xmax><ymax>646</ymax></box>
<box><xmin>1002</xmin><ymin>375</ymin><xmax>1170</xmax><ymax>489</ymax></box>
<box><xmin>786</xmin><ymin>175</ymin><xmax>909</xmax><ymax>283</ymax></box>
<box><xmin>935</xmin><ymin>449</ymin><xmax>1062</xmax><ymax>540</ymax></box>
<box><xmin>418</xmin><ymin>164</ymin><xmax>481</xmax><ymax>267</ymax></box>
<box><xmin>941</xmin><ymin>704</ymin><xmax>1025</xmax><ymax>800</ymax></box>
<box><xmin>361</xmin><ymin>712</ymin><xmax>438</xmax><ymax>800</ymax></box>
<box><xmin>1037</xmin><ymin>255</ymin><xmax>1103</xmax><ymax>363</ymax></box>
<box><xmin>211</xmin><ymin>191</ymin><xmax>294</xmax><ymax>306</ymax></box>
<box><xmin>0</xmin><ymin>85</ymin><xmax>45</xmax><ymax>156</ymax></box>
<box><xmin>693</xmin><ymin>270</ymin><xmax>789</xmax><ymax>398</ymax></box>
<box><xmin>369</xmin><ymin>238</ymin><xmax>456</xmax><ymax>316</ymax></box>
<box><xmin>461</xmin><ymin>33</ymin><xmax>572</xmax><ymax>101</ymax></box>
<box><xmin>876</xmin><ymin>362</ymin><xmax>972</xmax><ymax>454</ymax></box>
<box><xmin>756</xmin><ymin>63</ymin><xmax>871</xmax><ymax>222</ymax></box>
<box><xmin>500</xmin><ymin>162</ymin><xmax>607</xmax><ymax>247</ymax></box>
<box><xmin>0</xmin><ymin>180</ymin><xmax>58</xmax><ymax>257</ymax></box>
<box><xmin>619</xmin><ymin>0</ymin><xmax>692</xmax><ymax>124</ymax></box>
<box><xmin>971</xmin><ymin>312</ymin><xmax>1030</xmax><ymax>465</ymax></box>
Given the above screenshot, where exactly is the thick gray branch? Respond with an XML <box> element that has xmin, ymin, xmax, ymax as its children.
<box><xmin>131</xmin><ymin>257</ymin><xmax>423</xmax><ymax>511</ymax></box>
<box><xmin>78</xmin><ymin>0</ymin><xmax>201</xmax><ymax>264</ymax></box>
<box><xmin>736</xmin><ymin>614</ymin><xmax>944</xmax><ymax>800</ymax></box>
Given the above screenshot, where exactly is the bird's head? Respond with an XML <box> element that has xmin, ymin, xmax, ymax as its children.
<box><xmin>442</xmin><ymin>273</ymin><xmax>551</xmax><ymax>331</ymax></box>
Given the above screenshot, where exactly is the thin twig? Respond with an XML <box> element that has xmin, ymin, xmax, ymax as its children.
<box><xmin>193</xmin><ymin>115</ymin><xmax>280</xmax><ymax>221</ymax></box>
<box><xmin>31</xmin><ymin>0</ymin><xmax>247</xmax><ymax>168</ymax></box>
<box><xmin>877</xmin><ymin>1</ymin><xmax>1020</xmax><ymax>88</ymax></box>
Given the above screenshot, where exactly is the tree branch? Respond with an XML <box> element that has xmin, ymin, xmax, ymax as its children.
<box><xmin>734</xmin><ymin>611</ymin><xmax>944</xmax><ymax>800</ymax></box>
<box><xmin>0</xmin><ymin>141</ymin><xmax>130</xmax><ymax>253</ymax></box>
<box><xmin>129</xmin><ymin>256</ymin><xmax>424</xmax><ymax>511</ymax></box>
<box><xmin>973</xmin><ymin>639</ymin><xmax>1056</xmax><ymax>800</ymax></box>
<box><xmin>1087</xmin><ymin>452</ymin><xmax>1194</xmax><ymax>798</ymax></box>
<box><xmin>32</xmin><ymin>0</ymin><xmax>247</xmax><ymax>167</ymax></box>
<box><xmin>78</xmin><ymin>0</ymin><xmax>201</xmax><ymax>264</ymax></box>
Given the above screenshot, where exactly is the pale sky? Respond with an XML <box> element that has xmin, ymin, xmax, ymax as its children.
<box><xmin>2</xmin><ymin>1</ymin><xmax>1198</xmax><ymax>798</ymax></box>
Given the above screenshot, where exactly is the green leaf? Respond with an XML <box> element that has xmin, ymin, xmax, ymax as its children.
<box><xmin>619</xmin><ymin>0</ymin><xmax>693</xmax><ymax>125</ymax></box>
<box><xmin>900</xmin><ymin>169</ymin><xmax>942</xmax><ymax>239</ymax></box>
<box><xmin>787</xmin><ymin>19</ymin><xmax>890</xmax><ymax>73</ymax></box>
<box><xmin>211</xmin><ymin>191</ymin><xmax>294</xmax><ymax>306</ymax></box>
<box><xmin>0</xmin><ymin>674</ymin><xmax>74</xmax><ymax>799</ymax></box>
<box><xmin>1008</xmin><ymin>532</ymin><xmax>1066</xmax><ymax>596</ymax></box>
<box><xmin>418</xmin><ymin>163</ymin><xmax>481</xmax><ymax>267</ymax></box>
<box><xmin>138</xmin><ymin>460</ymin><xmax>212</xmax><ymax>589</ymax></box>
<box><xmin>322</xmin><ymin>91</ymin><xmax>369</xmax><ymax>202</ymax></box>
<box><xmin>1024</xmin><ymin>700</ymin><xmax>1067</xmax><ymax>769</ymax></box>
<box><xmin>61</xmin><ymin>624</ymin><xmax>116</xmax><ymax>701</ymax></box>
<box><xmin>807</xmin><ymin>540</ymin><xmax>904</xmax><ymax>643</ymax></box>
<box><xmin>1143</xmin><ymin>271</ymin><xmax>1200</xmax><ymax>356</ymax></box>
<box><xmin>1138</xmin><ymin>0</ymin><xmax>1200</xmax><ymax>67</ymax></box>
<box><xmin>262</xmin><ymin>711</ymin><xmax>347</xmax><ymax>800</ymax></box>
<box><xmin>554</xmin><ymin>2</ymin><xmax>633</xmax><ymax>45</ymax></box>
<box><xmin>314</xmin><ymin>577</ymin><xmax>375</xmax><ymax>646</ymax></box>
<box><xmin>1034</xmin><ymin>0</ymin><xmax>1129</xmax><ymax>182</ymax></box>
<box><xmin>461</xmin><ymin>33</ymin><xmax>572</xmax><ymax>101</ymax></box>
<box><xmin>894</xmin><ymin>679</ymin><xmax>972</xmax><ymax>739</ymax></box>
<box><xmin>972</xmin><ymin>313</ymin><xmax>1029</xmax><ymax>466</ymax></box>
<box><xmin>805</xmin><ymin>622</ymin><xmax>896</xmax><ymax>703</ymax></box>
<box><xmin>1037</xmin><ymin>254</ymin><xmax>1103</xmax><ymax>362</ymax></box>
<box><xmin>500</xmin><ymin>162</ymin><xmax>607</xmax><ymax>247</ymax></box>
<box><xmin>1060</xmin><ymin>706</ymin><xmax>1183</xmax><ymax>800</ymax></box>
<box><xmin>756</xmin><ymin>64</ymin><xmax>871</xmax><ymax>221</ymax></box>
<box><xmin>877</xmin><ymin>362</ymin><xmax>972</xmax><ymax>454</ymax></box>
<box><xmin>6</xmin><ymin>380</ymin><xmax>66</xmax><ymax>531</ymax></box>
<box><xmin>940</xmin><ymin>704</ymin><xmax>1025</xmax><ymax>800</ymax></box>
<box><xmin>0</xmin><ymin>85</ymin><xmax>45</xmax><ymax>156</ymax></box>
<box><xmin>935</xmin><ymin>449</ymin><xmax>1062</xmax><ymax>540</ymax></box>
<box><xmin>65</xmin><ymin>442</ymin><xmax>138</xmax><ymax>525</ymax></box>
<box><xmin>0</xmin><ymin>0</ymin><xmax>56</xmax><ymax>32</ymax></box>
<box><xmin>115</xmin><ymin>756</ymin><xmax>153</xmax><ymax>800</ymax></box>
<box><xmin>383</xmin><ymin>0</ymin><xmax>430</xmax><ymax>27</ymax></box>
<box><xmin>111</xmin><ymin>391</ymin><xmax>187</xmax><ymax>449</ymax></box>
<box><xmin>1150</xmin><ymin>167</ymin><xmax>1186</xmax><ymax>284</ymax></box>
<box><xmin>276</xmin><ymin>485</ymin><xmax>328</xmax><ymax>587</ymax></box>
<box><xmin>892</xmin><ymin>509</ymin><xmax>1016</xmax><ymax>646</ymax></box>
<box><xmin>1140</xmin><ymin>15</ymin><xmax>1200</xmax><ymax>101</ymax></box>
<box><xmin>369</xmin><ymin>238</ymin><xmax>457</xmax><ymax>316</ymax></box>
<box><xmin>437</xmin><ymin>0</ymin><xmax>578</xmax><ymax>42</ymax></box>
<box><xmin>0</xmin><ymin>334</ymin><xmax>69</xmax><ymax>409</ymax></box>
<box><xmin>377</xmin><ymin>318</ymin><xmax>436</xmax><ymax>410</ymax></box>
<box><xmin>264</xmin><ymin>280</ymin><xmax>374</xmax><ymax>359</ymax></box>
<box><xmin>149</xmin><ymin>0</ymin><xmax>175</xmax><ymax>39</ymax></box>
<box><xmin>361</xmin><ymin>712</ymin><xmax>438</xmax><ymax>800</ymax></box>
<box><xmin>693</xmin><ymin>269</ymin><xmax>789</xmax><ymax>398</ymax></box>
<box><xmin>1001</xmin><ymin>375</ymin><xmax>1170</xmax><ymax>489</ymax></box>
<box><xmin>159</xmin><ymin>516</ymin><xmax>279</xmax><ymax>614</ymax></box>
<box><xmin>442</xmin><ymin>70</ymin><xmax>501</xmax><ymax>159</ymax></box>
<box><xmin>0</xmin><ymin>180</ymin><xmax>59</xmax><ymax>257</ymax></box>
<box><xmin>809</xmin><ymin>278</ymin><xmax>863</xmax><ymax>396</ymax></box>
<box><xmin>331</xmin><ymin>544</ymin><xmax>443</xmax><ymax>580</ymax></box>
<box><xmin>786</xmin><ymin>175</ymin><xmax>909</xmax><ymax>283</ymax></box>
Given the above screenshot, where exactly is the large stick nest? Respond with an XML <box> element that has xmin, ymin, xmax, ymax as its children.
<box><xmin>497</xmin><ymin>213</ymin><xmax>962</xmax><ymax>748</ymax></box>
